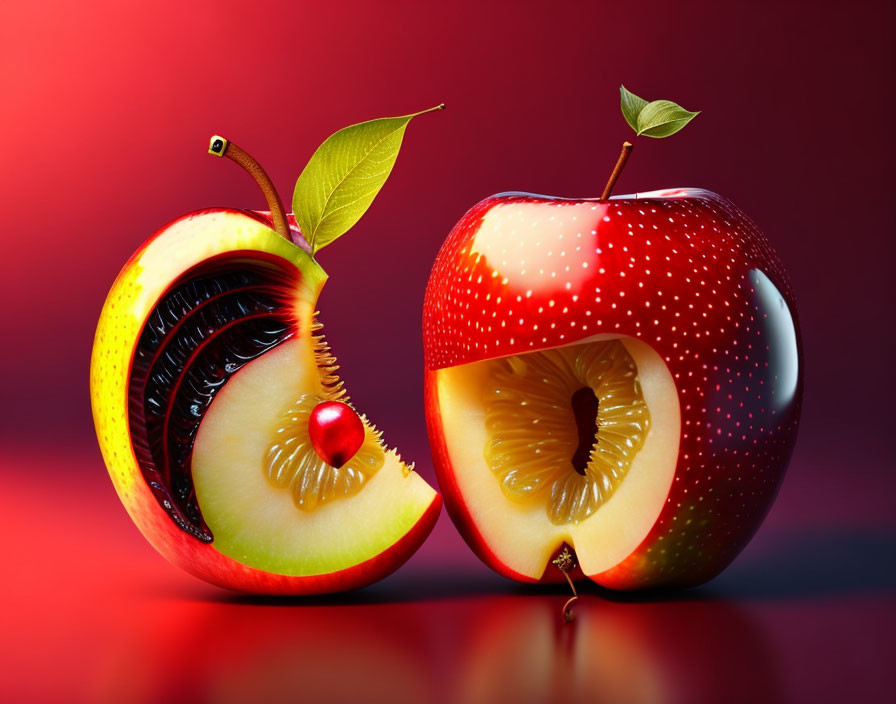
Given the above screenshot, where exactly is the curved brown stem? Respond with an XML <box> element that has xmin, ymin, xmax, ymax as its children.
<box><xmin>600</xmin><ymin>141</ymin><xmax>633</xmax><ymax>202</ymax></box>
<box><xmin>552</xmin><ymin>546</ymin><xmax>579</xmax><ymax>623</ymax></box>
<box><xmin>561</xmin><ymin>571</ymin><xmax>579</xmax><ymax>623</ymax></box>
<box><xmin>208</xmin><ymin>136</ymin><xmax>289</xmax><ymax>240</ymax></box>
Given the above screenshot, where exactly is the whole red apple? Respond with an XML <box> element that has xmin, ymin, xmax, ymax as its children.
<box><xmin>423</xmin><ymin>183</ymin><xmax>801</xmax><ymax>590</ymax></box>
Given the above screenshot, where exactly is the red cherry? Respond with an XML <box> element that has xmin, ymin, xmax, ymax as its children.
<box><xmin>308</xmin><ymin>401</ymin><xmax>365</xmax><ymax>468</ymax></box>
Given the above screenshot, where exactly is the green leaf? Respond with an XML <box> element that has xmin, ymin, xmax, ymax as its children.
<box><xmin>635</xmin><ymin>99</ymin><xmax>699</xmax><ymax>138</ymax></box>
<box><xmin>620</xmin><ymin>85</ymin><xmax>648</xmax><ymax>131</ymax></box>
<box><xmin>293</xmin><ymin>104</ymin><xmax>444</xmax><ymax>254</ymax></box>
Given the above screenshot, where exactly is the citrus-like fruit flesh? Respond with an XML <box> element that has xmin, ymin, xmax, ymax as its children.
<box><xmin>265</xmin><ymin>395</ymin><xmax>383</xmax><ymax>511</ymax></box>
<box><xmin>484</xmin><ymin>339</ymin><xmax>651</xmax><ymax>526</ymax></box>
<box><xmin>193</xmin><ymin>339</ymin><xmax>435</xmax><ymax>576</ymax></box>
<box><xmin>432</xmin><ymin>335</ymin><xmax>681</xmax><ymax>579</ymax></box>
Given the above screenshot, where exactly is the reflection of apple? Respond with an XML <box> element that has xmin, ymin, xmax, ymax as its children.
<box><xmin>94</xmin><ymin>600</ymin><xmax>432</xmax><ymax>704</ymax></box>
<box><xmin>90</xmin><ymin>138</ymin><xmax>439</xmax><ymax>594</ymax></box>
<box><xmin>451</xmin><ymin>596</ymin><xmax>780</xmax><ymax>704</ymax></box>
<box><xmin>424</xmin><ymin>188</ymin><xmax>801</xmax><ymax>589</ymax></box>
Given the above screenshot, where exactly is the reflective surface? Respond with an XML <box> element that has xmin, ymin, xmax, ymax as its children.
<box><xmin>2</xmin><ymin>445</ymin><xmax>893</xmax><ymax>704</ymax></box>
<box><xmin>749</xmin><ymin>269</ymin><xmax>800</xmax><ymax>412</ymax></box>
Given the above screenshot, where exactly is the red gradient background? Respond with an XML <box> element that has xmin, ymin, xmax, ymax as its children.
<box><xmin>1</xmin><ymin>1</ymin><xmax>894</xmax><ymax>702</ymax></box>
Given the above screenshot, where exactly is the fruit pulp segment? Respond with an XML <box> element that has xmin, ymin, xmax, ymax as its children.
<box><xmin>433</xmin><ymin>335</ymin><xmax>680</xmax><ymax>580</ymax></box>
<box><xmin>484</xmin><ymin>340</ymin><xmax>650</xmax><ymax>525</ymax></box>
<box><xmin>265</xmin><ymin>394</ymin><xmax>385</xmax><ymax>512</ymax></box>
<box><xmin>193</xmin><ymin>340</ymin><xmax>438</xmax><ymax>576</ymax></box>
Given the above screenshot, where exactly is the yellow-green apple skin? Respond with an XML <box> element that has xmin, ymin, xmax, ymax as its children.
<box><xmin>91</xmin><ymin>209</ymin><xmax>440</xmax><ymax>594</ymax></box>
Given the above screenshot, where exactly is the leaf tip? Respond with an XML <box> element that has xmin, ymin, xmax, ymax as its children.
<box><xmin>417</xmin><ymin>103</ymin><xmax>446</xmax><ymax>117</ymax></box>
<box><xmin>294</xmin><ymin>104</ymin><xmax>444</xmax><ymax>254</ymax></box>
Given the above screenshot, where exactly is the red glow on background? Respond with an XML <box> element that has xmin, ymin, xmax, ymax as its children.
<box><xmin>0</xmin><ymin>1</ymin><xmax>894</xmax><ymax>702</ymax></box>
<box><xmin>1</xmin><ymin>0</ymin><xmax>894</xmax><ymax>459</ymax></box>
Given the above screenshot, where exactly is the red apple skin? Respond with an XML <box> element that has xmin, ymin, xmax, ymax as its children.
<box><xmin>95</xmin><ymin>208</ymin><xmax>441</xmax><ymax>595</ymax></box>
<box><xmin>423</xmin><ymin>189</ymin><xmax>802</xmax><ymax>589</ymax></box>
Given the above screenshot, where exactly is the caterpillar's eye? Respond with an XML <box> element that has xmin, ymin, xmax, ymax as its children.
<box><xmin>208</xmin><ymin>135</ymin><xmax>228</xmax><ymax>156</ymax></box>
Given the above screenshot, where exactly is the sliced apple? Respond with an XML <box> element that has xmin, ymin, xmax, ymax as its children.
<box><xmin>91</xmin><ymin>208</ymin><xmax>440</xmax><ymax>594</ymax></box>
<box><xmin>426</xmin><ymin>335</ymin><xmax>680</xmax><ymax>581</ymax></box>
<box><xmin>193</xmin><ymin>339</ymin><xmax>439</xmax><ymax>576</ymax></box>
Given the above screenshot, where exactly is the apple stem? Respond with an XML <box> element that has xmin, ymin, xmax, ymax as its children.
<box><xmin>599</xmin><ymin>141</ymin><xmax>633</xmax><ymax>202</ymax></box>
<box><xmin>208</xmin><ymin>136</ymin><xmax>290</xmax><ymax>240</ymax></box>
<box><xmin>561</xmin><ymin>574</ymin><xmax>579</xmax><ymax>624</ymax></box>
<box><xmin>551</xmin><ymin>546</ymin><xmax>579</xmax><ymax>623</ymax></box>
